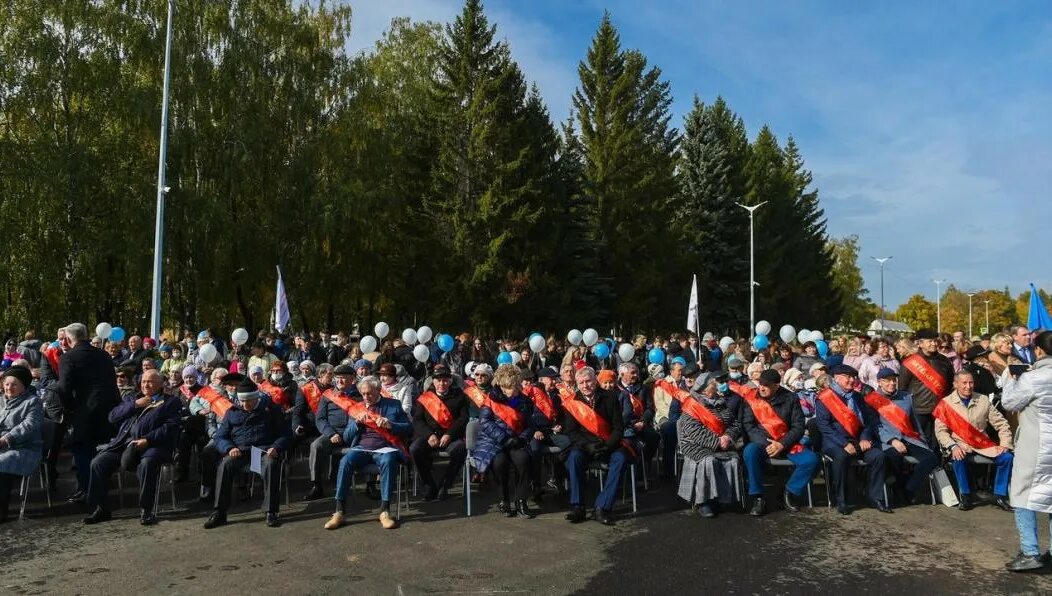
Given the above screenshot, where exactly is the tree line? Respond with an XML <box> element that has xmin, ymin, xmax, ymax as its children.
<box><xmin>1</xmin><ymin>0</ymin><xmax>845</xmax><ymax>339</ymax></box>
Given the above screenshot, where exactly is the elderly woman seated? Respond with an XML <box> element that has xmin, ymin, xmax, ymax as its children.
<box><xmin>0</xmin><ymin>366</ymin><xmax>44</xmax><ymax>523</ymax></box>
<box><xmin>675</xmin><ymin>372</ymin><xmax>742</xmax><ymax>518</ymax></box>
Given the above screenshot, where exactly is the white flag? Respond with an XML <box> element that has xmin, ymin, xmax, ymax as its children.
<box><xmin>275</xmin><ymin>266</ymin><xmax>291</xmax><ymax>333</ymax></box>
<box><xmin>686</xmin><ymin>274</ymin><xmax>699</xmax><ymax>334</ymax></box>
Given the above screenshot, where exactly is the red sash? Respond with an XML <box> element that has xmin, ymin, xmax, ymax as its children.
<box><xmin>902</xmin><ymin>354</ymin><xmax>950</xmax><ymax>399</ymax></box>
<box><xmin>728</xmin><ymin>380</ymin><xmax>743</xmax><ymax>393</ymax></box>
<box><xmin>486</xmin><ymin>397</ymin><xmax>526</xmax><ymax>435</ymax></box>
<box><xmin>933</xmin><ymin>400</ymin><xmax>998</xmax><ymax>450</ymax></box>
<box><xmin>328</xmin><ymin>394</ymin><xmax>409</xmax><ymax>457</ymax></box>
<box><xmin>655</xmin><ymin>380</ymin><xmax>726</xmax><ymax>437</ymax></box>
<box><xmin>625</xmin><ymin>389</ymin><xmax>644</xmax><ymax>419</ymax></box>
<box><xmin>526</xmin><ymin>385</ymin><xmax>557</xmax><ymax>423</ymax></box>
<box><xmin>44</xmin><ymin>347</ymin><xmax>61</xmax><ymax>378</ymax></box>
<box><xmin>556</xmin><ymin>384</ymin><xmax>576</xmax><ymax>404</ymax></box>
<box><xmin>741</xmin><ymin>389</ymin><xmax>804</xmax><ymax>455</ymax></box>
<box><xmin>302</xmin><ymin>381</ymin><xmax>325</xmax><ymax>414</ymax></box>
<box><xmin>464</xmin><ymin>386</ymin><xmax>489</xmax><ymax>409</ymax></box>
<box><xmin>179</xmin><ymin>384</ymin><xmax>196</xmax><ymax>401</ymax></box>
<box><xmin>863</xmin><ymin>391</ymin><xmax>921</xmax><ymax>441</ymax></box>
<box><xmin>417</xmin><ymin>391</ymin><xmax>454</xmax><ymax>431</ymax></box>
<box><xmin>198</xmin><ymin>385</ymin><xmax>232</xmax><ymax>419</ymax></box>
<box><xmin>259</xmin><ymin>380</ymin><xmax>293</xmax><ymax>409</ymax></box>
<box><xmin>562</xmin><ymin>396</ymin><xmax>637</xmax><ymax>458</ymax></box>
<box><xmin>816</xmin><ymin>389</ymin><xmax>864</xmax><ymax>439</ymax></box>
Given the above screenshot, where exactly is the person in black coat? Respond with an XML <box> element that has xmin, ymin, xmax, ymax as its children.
<box><xmin>54</xmin><ymin>323</ymin><xmax>120</xmax><ymax>501</ymax></box>
<box><xmin>561</xmin><ymin>366</ymin><xmax>630</xmax><ymax>526</ymax></box>
<box><xmin>83</xmin><ymin>370</ymin><xmax>182</xmax><ymax>525</ymax></box>
<box><xmin>410</xmin><ymin>364</ymin><xmax>469</xmax><ymax>501</ymax></box>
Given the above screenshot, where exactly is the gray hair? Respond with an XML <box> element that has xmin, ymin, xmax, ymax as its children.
<box><xmin>617</xmin><ymin>362</ymin><xmax>638</xmax><ymax>375</ymax></box>
<box><xmin>356</xmin><ymin>375</ymin><xmax>380</xmax><ymax>392</ymax></box>
<box><xmin>316</xmin><ymin>363</ymin><xmax>334</xmax><ymax>376</ymax></box>
<box><xmin>65</xmin><ymin>322</ymin><xmax>89</xmax><ymax>342</ymax></box>
<box><xmin>574</xmin><ymin>366</ymin><xmax>596</xmax><ymax>380</ymax></box>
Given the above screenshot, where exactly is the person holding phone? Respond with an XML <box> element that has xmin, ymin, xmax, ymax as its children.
<box><xmin>1000</xmin><ymin>331</ymin><xmax>1052</xmax><ymax>572</ymax></box>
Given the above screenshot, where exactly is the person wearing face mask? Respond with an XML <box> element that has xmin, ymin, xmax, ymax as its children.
<box><xmin>160</xmin><ymin>345</ymin><xmax>187</xmax><ymax>378</ymax></box>
<box><xmin>174</xmin><ymin>364</ymin><xmax>208</xmax><ymax>483</ymax></box>
<box><xmin>258</xmin><ymin>360</ymin><xmax>300</xmax><ymax>411</ymax></box>
<box><xmin>190</xmin><ymin>369</ymin><xmax>236</xmax><ymax>501</ymax></box>
<box><xmin>726</xmin><ymin>356</ymin><xmax>747</xmax><ymax>391</ymax></box>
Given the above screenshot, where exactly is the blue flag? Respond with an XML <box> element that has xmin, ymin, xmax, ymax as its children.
<box><xmin>1027</xmin><ymin>283</ymin><xmax>1052</xmax><ymax>331</ymax></box>
<box><xmin>275</xmin><ymin>266</ymin><xmax>291</xmax><ymax>333</ymax></box>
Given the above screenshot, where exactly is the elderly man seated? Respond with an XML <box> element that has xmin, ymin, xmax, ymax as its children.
<box><xmin>935</xmin><ymin>370</ymin><xmax>1014</xmax><ymax>512</ymax></box>
<box><xmin>324</xmin><ymin>375</ymin><xmax>411</xmax><ymax>531</ymax></box>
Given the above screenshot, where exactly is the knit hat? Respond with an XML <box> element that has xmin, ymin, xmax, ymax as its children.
<box><xmin>353</xmin><ymin>359</ymin><xmax>372</xmax><ymax>371</ymax></box>
<box><xmin>758</xmin><ymin>369</ymin><xmax>781</xmax><ymax>385</ymax></box>
<box><xmin>597</xmin><ymin>370</ymin><xmax>616</xmax><ymax>384</ymax></box>
<box><xmin>236</xmin><ymin>378</ymin><xmax>260</xmax><ymax>400</ymax></box>
<box><xmin>647</xmin><ymin>363</ymin><xmax>664</xmax><ymax>379</ymax></box>
<box><xmin>1</xmin><ymin>365</ymin><xmax>32</xmax><ymax>389</ymax></box>
<box><xmin>181</xmin><ymin>364</ymin><xmax>199</xmax><ymax>380</ymax></box>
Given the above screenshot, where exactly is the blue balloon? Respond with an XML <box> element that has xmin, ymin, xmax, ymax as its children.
<box><xmin>110</xmin><ymin>327</ymin><xmax>126</xmax><ymax>342</ymax></box>
<box><xmin>594</xmin><ymin>343</ymin><xmax>611</xmax><ymax>359</ymax></box>
<box><xmin>647</xmin><ymin>348</ymin><xmax>665</xmax><ymax>365</ymax></box>
<box><xmin>437</xmin><ymin>334</ymin><xmax>455</xmax><ymax>353</ymax></box>
<box><xmin>752</xmin><ymin>334</ymin><xmax>770</xmax><ymax>350</ymax></box>
<box><xmin>497</xmin><ymin>351</ymin><xmax>513</xmax><ymax>365</ymax></box>
<box><xmin>815</xmin><ymin>339</ymin><xmax>829</xmax><ymax>358</ymax></box>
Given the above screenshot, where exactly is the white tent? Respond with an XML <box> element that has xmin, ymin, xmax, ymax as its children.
<box><xmin>867</xmin><ymin>319</ymin><xmax>912</xmax><ymax>336</ymax></box>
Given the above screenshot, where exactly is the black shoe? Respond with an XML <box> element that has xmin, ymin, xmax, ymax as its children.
<box><xmin>365</xmin><ymin>481</ymin><xmax>380</xmax><ymax>500</ymax></box>
<box><xmin>871</xmin><ymin>499</ymin><xmax>894</xmax><ymax>513</ymax></box>
<box><xmin>1040</xmin><ymin>552</ymin><xmax>1052</xmax><ymax>565</ymax></box>
<box><xmin>498</xmin><ymin>500</ymin><xmax>514</xmax><ymax>517</ymax></box>
<box><xmin>782</xmin><ymin>490</ymin><xmax>800</xmax><ymax>513</ymax></box>
<box><xmin>203</xmin><ymin>510</ymin><xmax>227</xmax><ymax>529</ymax></box>
<box><xmin>1006</xmin><ymin>553</ymin><xmax>1045</xmax><ymax>572</ymax></box>
<box><xmin>698</xmin><ymin>503</ymin><xmax>715</xmax><ymax>518</ymax></box>
<box><xmin>423</xmin><ymin>484</ymin><xmax>439</xmax><ymax>502</ymax></box>
<box><xmin>265</xmin><ymin>512</ymin><xmax>281</xmax><ymax>527</ymax></box>
<box><xmin>303</xmin><ymin>483</ymin><xmax>324</xmax><ymax>501</ymax></box>
<box><xmin>749</xmin><ymin>496</ymin><xmax>766</xmax><ymax>517</ymax></box>
<box><xmin>66</xmin><ymin>490</ymin><xmax>86</xmax><ymax>504</ymax></box>
<box><xmin>140</xmin><ymin>512</ymin><xmax>158</xmax><ymax>526</ymax></box>
<box><xmin>82</xmin><ymin>507</ymin><xmax>111</xmax><ymax>525</ymax></box>
<box><xmin>437</xmin><ymin>486</ymin><xmax>450</xmax><ymax>501</ymax></box>
<box><xmin>594</xmin><ymin>508</ymin><xmax>614</xmax><ymax>526</ymax></box>
<box><xmin>994</xmin><ymin>496</ymin><xmax>1014</xmax><ymax>512</ymax></box>
<box><xmin>958</xmin><ymin>493</ymin><xmax>974</xmax><ymax>511</ymax></box>
<box><xmin>836</xmin><ymin>503</ymin><xmax>852</xmax><ymax>515</ymax></box>
<box><xmin>565</xmin><ymin>505</ymin><xmax>586</xmax><ymax>523</ymax></box>
<box><xmin>516</xmin><ymin>499</ymin><xmax>536</xmax><ymax>519</ymax></box>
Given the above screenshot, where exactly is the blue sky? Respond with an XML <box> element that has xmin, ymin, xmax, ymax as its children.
<box><xmin>347</xmin><ymin>0</ymin><xmax>1049</xmax><ymax>309</ymax></box>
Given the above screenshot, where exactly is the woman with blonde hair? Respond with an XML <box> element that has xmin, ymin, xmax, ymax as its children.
<box><xmin>471</xmin><ymin>364</ymin><xmax>536</xmax><ymax>518</ymax></box>
<box><xmin>988</xmin><ymin>332</ymin><xmax>1022</xmax><ymax>377</ymax></box>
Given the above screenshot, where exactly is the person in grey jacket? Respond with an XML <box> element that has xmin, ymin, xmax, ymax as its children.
<box><xmin>0</xmin><ymin>366</ymin><xmax>44</xmax><ymax>523</ymax></box>
<box><xmin>1000</xmin><ymin>331</ymin><xmax>1052</xmax><ymax>572</ymax></box>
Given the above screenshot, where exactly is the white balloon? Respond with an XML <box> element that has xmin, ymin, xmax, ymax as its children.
<box><xmin>529</xmin><ymin>335</ymin><xmax>546</xmax><ymax>353</ymax></box>
<box><xmin>95</xmin><ymin>323</ymin><xmax>112</xmax><ymax>340</ymax></box>
<box><xmin>401</xmin><ymin>328</ymin><xmax>418</xmax><ymax>346</ymax></box>
<box><xmin>582</xmin><ymin>328</ymin><xmax>599</xmax><ymax>347</ymax></box>
<box><xmin>231</xmin><ymin>328</ymin><xmax>249</xmax><ymax>346</ymax></box>
<box><xmin>359</xmin><ymin>335</ymin><xmax>377</xmax><ymax>354</ymax></box>
<box><xmin>810</xmin><ymin>331</ymin><xmax>824</xmax><ymax>341</ymax></box>
<box><xmin>510</xmin><ymin>351</ymin><xmax>522</xmax><ymax>365</ymax></box>
<box><xmin>618</xmin><ymin>343</ymin><xmax>636</xmax><ymax>362</ymax></box>
<box><xmin>798</xmin><ymin>329</ymin><xmax>812</xmax><ymax>343</ymax></box>
<box><xmin>416</xmin><ymin>326</ymin><xmax>433</xmax><ymax>344</ymax></box>
<box><xmin>567</xmin><ymin>329</ymin><xmax>583</xmax><ymax>346</ymax></box>
<box><xmin>719</xmin><ymin>336</ymin><xmax>734</xmax><ymax>352</ymax></box>
<box><xmin>755</xmin><ymin>320</ymin><xmax>772</xmax><ymax>336</ymax></box>
<box><xmin>413</xmin><ymin>344</ymin><xmax>430</xmax><ymax>363</ymax></box>
<box><xmin>374</xmin><ymin>322</ymin><xmax>390</xmax><ymax>340</ymax></box>
<box><xmin>779</xmin><ymin>325</ymin><xmax>797</xmax><ymax>344</ymax></box>
<box><xmin>199</xmin><ymin>343</ymin><xmax>217</xmax><ymax>363</ymax></box>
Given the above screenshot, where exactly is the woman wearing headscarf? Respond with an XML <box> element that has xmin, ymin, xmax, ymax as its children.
<box><xmin>672</xmin><ymin>372</ymin><xmax>742</xmax><ymax>517</ymax></box>
<box><xmin>0</xmin><ymin>366</ymin><xmax>44</xmax><ymax>522</ymax></box>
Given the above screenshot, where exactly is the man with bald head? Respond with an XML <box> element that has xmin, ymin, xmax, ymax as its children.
<box><xmin>84</xmin><ymin>369</ymin><xmax>182</xmax><ymax>525</ymax></box>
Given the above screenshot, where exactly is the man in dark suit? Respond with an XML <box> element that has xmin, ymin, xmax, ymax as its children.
<box><xmin>410</xmin><ymin>364</ymin><xmax>469</xmax><ymax>501</ymax></box>
<box><xmin>83</xmin><ymin>369</ymin><xmax>182</xmax><ymax>525</ymax></box>
<box><xmin>816</xmin><ymin>365</ymin><xmax>890</xmax><ymax>515</ymax></box>
<box><xmin>54</xmin><ymin>323</ymin><xmax>120</xmax><ymax>502</ymax></box>
<box><xmin>1010</xmin><ymin>325</ymin><xmax>1036</xmax><ymax>365</ymax></box>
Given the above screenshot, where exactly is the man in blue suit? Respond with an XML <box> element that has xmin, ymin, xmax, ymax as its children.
<box><xmin>325</xmin><ymin>375</ymin><xmax>411</xmax><ymax>530</ymax></box>
<box><xmin>1010</xmin><ymin>326</ymin><xmax>1036</xmax><ymax>365</ymax></box>
<box><xmin>871</xmin><ymin>368</ymin><xmax>938</xmax><ymax>505</ymax></box>
<box><xmin>816</xmin><ymin>365</ymin><xmax>890</xmax><ymax>515</ymax></box>
<box><xmin>84</xmin><ymin>369</ymin><xmax>182</xmax><ymax>526</ymax></box>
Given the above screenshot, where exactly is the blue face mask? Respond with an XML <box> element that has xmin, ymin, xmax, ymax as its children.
<box><xmin>729</xmin><ymin>371</ymin><xmax>742</xmax><ymax>380</ymax></box>
<box><xmin>717</xmin><ymin>383</ymin><xmax>729</xmax><ymax>394</ymax></box>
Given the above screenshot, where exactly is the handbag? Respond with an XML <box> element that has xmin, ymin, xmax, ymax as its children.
<box><xmin>933</xmin><ymin>467</ymin><xmax>959</xmax><ymax>507</ymax></box>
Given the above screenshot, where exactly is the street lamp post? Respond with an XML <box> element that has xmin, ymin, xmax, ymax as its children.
<box><xmin>984</xmin><ymin>299</ymin><xmax>990</xmax><ymax>333</ymax></box>
<box><xmin>872</xmin><ymin>256</ymin><xmax>892</xmax><ymax>332</ymax></box>
<box><xmin>149</xmin><ymin>0</ymin><xmax>176</xmax><ymax>341</ymax></box>
<box><xmin>933</xmin><ymin>279</ymin><xmax>946</xmax><ymax>333</ymax></box>
<box><xmin>736</xmin><ymin>201</ymin><xmax>767</xmax><ymax>337</ymax></box>
<box><xmin>967</xmin><ymin>292</ymin><xmax>976</xmax><ymax>338</ymax></box>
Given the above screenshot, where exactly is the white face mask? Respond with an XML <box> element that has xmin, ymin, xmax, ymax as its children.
<box><xmin>172</xmin><ymin>352</ymin><xmax>182</xmax><ymax>359</ymax></box>
<box><xmin>272</xmin><ymin>372</ymin><xmax>285</xmax><ymax>382</ymax></box>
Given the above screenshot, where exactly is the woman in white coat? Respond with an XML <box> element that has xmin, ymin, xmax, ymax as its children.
<box><xmin>1000</xmin><ymin>330</ymin><xmax>1052</xmax><ymax>572</ymax></box>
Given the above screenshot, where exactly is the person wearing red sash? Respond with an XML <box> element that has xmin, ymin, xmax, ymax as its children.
<box><xmin>935</xmin><ymin>370</ymin><xmax>1014</xmax><ymax>512</ymax></box>
<box><xmin>528</xmin><ymin>367</ymin><xmax>570</xmax><ymax>497</ymax></box>
<box><xmin>291</xmin><ymin>363</ymin><xmax>334</xmax><ymax>451</ymax></box>
<box><xmin>410</xmin><ymin>364</ymin><xmax>469</xmax><ymax>501</ymax></box>
<box><xmin>325</xmin><ymin>375</ymin><xmax>412</xmax><ymax>531</ymax></box>
<box><xmin>303</xmin><ymin>364</ymin><xmax>360</xmax><ymax>501</ymax></box>
<box><xmin>868</xmin><ymin>368</ymin><xmax>939</xmax><ymax>505</ymax></box>
<box><xmin>470</xmin><ymin>365</ymin><xmax>537</xmax><ymax>518</ymax></box>
<box><xmin>561</xmin><ymin>366</ymin><xmax>632</xmax><ymax>526</ymax></box>
<box><xmin>259</xmin><ymin>360</ymin><xmax>300</xmax><ymax>411</ymax></box>
<box><xmin>465</xmin><ymin>363</ymin><xmax>495</xmax><ymax>418</ymax></box>
<box><xmin>741</xmin><ymin>369</ymin><xmax>818</xmax><ymax>516</ymax></box>
<box><xmin>899</xmin><ymin>328</ymin><xmax>954</xmax><ymax>450</ymax></box>
<box><xmin>816</xmin><ymin>365</ymin><xmax>891</xmax><ymax>514</ymax></box>
<box><xmin>174</xmin><ymin>364</ymin><xmax>208</xmax><ymax>483</ymax></box>
<box><xmin>616</xmin><ymin>363</ymin><xmax>660</xmax><ymax>474</ymax></box>
<box><xmin>674</xmin><ymin>373</ymin><xmax>742</xmax><ymax>518</ymax></box>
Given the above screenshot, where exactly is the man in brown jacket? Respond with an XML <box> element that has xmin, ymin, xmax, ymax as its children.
<box><xmin>934</xmin><ymin>371</ymin><xmax>1014</xmax><ymax>512</ymax></box>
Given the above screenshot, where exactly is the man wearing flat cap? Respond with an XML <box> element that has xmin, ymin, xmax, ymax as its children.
<box><xmin>303</xmin><ymin>364</ymin><xmax>360</xmax><ymax>501</ymax></box>
<box><xmin>899</xmin><ymin>328</ymin><xmax>954</xmax><ymax>450</ymax></box>
<box><xmin>816</xmin><ymin>365</ymin><xmax>890</xmax><ymax>514</ymax></box>
<box><xmin>410</xmin><ymin>364</ymin><xmax>469</xmax><ymax>501</ymax></box>
<box><xmin>204</xmin><ymin>377</ymin><xmax>291</xmax><ymax>529</ymax></box>
<box><xmin>868</xmin><ymin>368</ymin><xmax>938</xmax><ymax>505</ymax></box>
